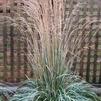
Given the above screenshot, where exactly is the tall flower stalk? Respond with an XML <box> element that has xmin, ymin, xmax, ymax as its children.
<box><xmin>9</xmin><ymin>0</ymin><xmax>97</xmax><ymax>78</ymax></box>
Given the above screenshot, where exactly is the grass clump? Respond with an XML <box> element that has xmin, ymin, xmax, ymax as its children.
<box><xmin>1</xmin><ymin>0</ymin><xmax>100</xmax><ymax>101</ymax></box>
<box><xmin>10</xmin><ymin>76</ymin><xmax>101</xmax><ymax>101</ymax></box>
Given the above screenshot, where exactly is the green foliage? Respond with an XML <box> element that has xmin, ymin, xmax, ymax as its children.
<box><xmin>0</xmin><ymin>83</ymin><xmax>16</xmax><ymax>100</ymax></box>
<box><xmin>10</xmin><ymin>68</ymin><xmax>101</xmax><ymax>101</ymax></box>
<box><xmin>0</xmin><ymin>96</ymin><xmax>4</xmax><ymax>101</ymax></box>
